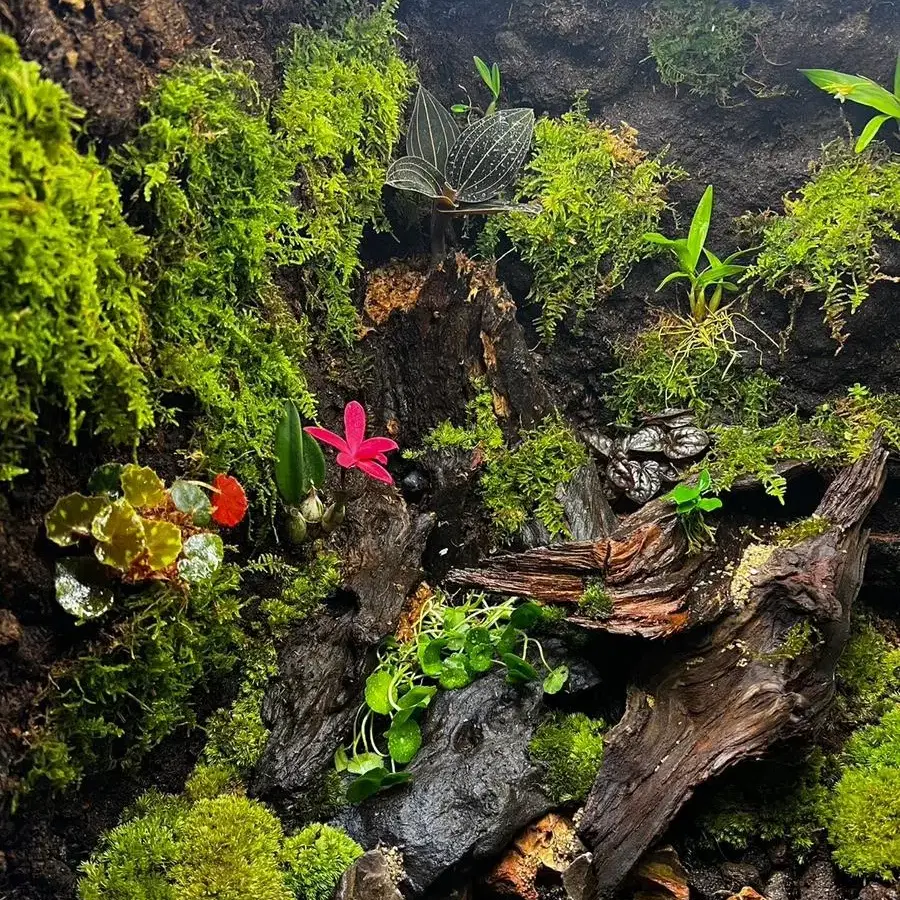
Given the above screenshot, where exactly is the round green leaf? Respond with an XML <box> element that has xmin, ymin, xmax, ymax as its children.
<box><xmin>142</xmin><ymin>519</ymin><xmax>183</xmax><ymax>570</ymax></box>
<box><xmin>397</xmin><ymin>686</ymin><xmax>437</xmax><ymax>710</ymax></box>
<box><xmin>365</xmin><ymin>670</ymin><xmax>394</xmax><ymax>715</ymax></box>
<box><xmin>92</xmin><ymin>499</ymin><xmax>146</xmax><ymax>571</ymax></box>
<box><xmin>170</xmin><ymin>481</ymin><xmax>212</xmax><ymax>525</ymax></box>
<box><xmin>387</xmin><ymin>719</ymin><xmax>422</xmax><ymax>764</ymax></box>
<box><xmin>509</xmin><ymin>601</ymin><xmax>544</xmax><ymax>630</ymax></box>
<box><xmin>443</xmin><ymin>607</ymin><xmax>466</xmax><ymax>630</ymax></box>
<box><xmin>439</xmin><ymin>654</ymin><xmax>473</xmax><ymax>690</ymax></box>
<box><xmin>419</xmin><ymin>637</ymin><xmax>448</xmax><ymax>677</ymax></box>
<box><xmin>346</xmin><ymin>752</ymin><xmax>385</xmax><ymax>775</ymax></box>
<box><xmin>87</xmin><ymin>463</ymin><xmax>125</xmax><ymax>497</ymax></box>
<box><xmin>465</xmin><ymin>627</ymin><xmax>495</xmax><ymax>673</ymax></box>
<box><xmin>502</xmin><ymin>652</ymin><xmax>539</xmax><ymax>684</ymax></box>
<box><xmin>120</xmin><ymin>464</ymin><xmax>167</xmax><ymax>509</ymax></box>
<box><xmin>177</xmin><ymin>533</ymin><xmax>224</xmax><ymax>583</ymax></box>
<box><xmin>543</xmin><ymin>664</ymin><xmax>570</xmax><ymax>695</ymax></box>
<box><xmin>45</xmin><ymin>493</ymin><xmax>110</xmax><ymax>546</ymax></box>
<box><xmin>334</xmin><ymin>746</ymin><xmax>350</xmax><ymax>772</ymax></box>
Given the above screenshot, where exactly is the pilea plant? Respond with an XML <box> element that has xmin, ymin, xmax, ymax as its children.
<box><xmin>336</xmin><ymin>590</ymin><xmax>568</xmax><ymax>802</ymax></box>
<box><xmin>665</xmin><ymin>468</ymin><xmax>722</xmax><ymax>552</ymax></box>
<box><xmin>802</xmin><ymin>52</ymin><xmax>900</xmax><ymax>152</ymax></box>
<box><xmin>385</xmin><ymin>85</ymin><xmax>539</xmax><ymax>259</ymax></box>
<box><xmin>644</xmin><ymin>185</ymin><xmax>752</xmax><ymax>322</ymax></box>
<box><xmin>45</xmin><ymin>464</ymin><xmax>247</xmax><ymax>616</ymax></box>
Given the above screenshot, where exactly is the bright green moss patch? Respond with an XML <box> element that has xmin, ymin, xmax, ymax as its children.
<box><xmin>745</xmin><ymin>144</ymin><xmax>900</xmax><ymax>347</ymax></box>
<box><xmin>647</xmin><ymin>0</ymin><xmax>760</xmax><ymax>100</ymax></box>
<box><xmin>775</xmin><ymin>515</ymin><xmax>832</xmax><ymax>546</ymax></box>
<box><xmin>0</xmin><ymin>36</ymin><xmax>153</xmax><ymax>480</ymax></box>
<box><xmin>276</xmin><ymin>4</ymin><xmax>413</xmax><ymax>344</ymax></box>
<box><xmin>480</xmin><ymin>108</ymin><xmax>676</xmax><ymax>340</ymax></box>
<box><xmin>529</xmin><ymin>712</ymin><xmax>606</xmax><ymax>804</ymax></box>
<box><xmin>836</xmin><ymin>617</ymin><xmax>900</xmax><ymax>727</ymax></box>
<box><xmin>78</xmin><ymin>787</ymin><xmax>361</xmax><ymax>900</ymax></box>
<box><xmin>608</xmin><ymin>310</ymin><xmax>778</xmax><ymax>426</ymax></box>
<box><xmin>578</xmin><ymin>579</ymin><xmax>613</xmax><ymax>619</ymax></box>
<box><xmin>827</xmin><ymin>705</ymin><xmax>900</xmax><ymax>878</ymax></box>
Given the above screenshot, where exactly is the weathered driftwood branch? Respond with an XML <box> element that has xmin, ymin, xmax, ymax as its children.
<box><xmin>577</xmin><ymin>446</ymin><xmax>888</xmax><ymax>899</ymax></box>
<box><xmin>449</xmin><ymin>497</ymin><xmax>724</xmax><ymax>638</ymax></box>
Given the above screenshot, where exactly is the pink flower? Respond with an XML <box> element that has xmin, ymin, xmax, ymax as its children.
<box><xmin>305</xmin><ymin>401</ymin><xmax>398</xmax><ymax>484</ymax></box>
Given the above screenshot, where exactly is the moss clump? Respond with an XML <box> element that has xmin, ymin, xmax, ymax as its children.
<box><xmin>282</xmin><ymin>824</ymin><xmax>364</xmax><ymax>900</ymax></box>
<box><xmin>117</xmin><ymin>58</ymin><xmax>316</xmax><ymax>511</ymax></box>
<box><xmin>775</xmin><ymin>515</ymin><xmax>831</xmax><ymax>546</ymax></box>
<box><xmin>528</xmin><ymin>712</ymin><xmax>606</xmax><ymax>804</ymax></box>
<box><xmin>706</xmin><ymin>385</ymin><xmax>900</xmax><ymax>501</ymax></box>
<box><xmin>755</xmin><ymin>620</ymin><xmax>817</xmax><ymax>665</ymax></box>
<box><xmin>22</xmin><ymin>566</ymin><xmax>243</xmax><ymax>794</ymax></box>
<box><xmin>696</xmin><ymin>749</ymin><xmax>828</xmax><ymax>854</ymax></box>
<box><xmin>647</xmin><ymin>0</ymin><xmax>760</xmax><ymax>100</ymax></box>
<box><xmin>79</xmin><ymin>789</ymin><xmax>359</xmax><ymax>900</ymax></box>
<box><xmin>745</xmin><ymin>144</ymin><xmax>900</xmax><ymax>347</ymax></box>
<box><xmin>837</xmin><ymin>619</ymin><xmax>900</xmax><ymax>727</ymax></box>
<box><xmin>0</xmin><ymin>36</ymin><xmax>153</xmax><ymax>480</ymax></box>
<box><xmin>480</xmin><ymin>108</ymin><xmax>675</xmax><ymax>340</ymax></box>
<box><xmin>608</xmin><ymin>310</ymin><xmax>778</xmax><ymax>426</ymax></box>
<box><xmin>579</xmin><ymin>579</ymin><xmax>613</xmax><ymax>619</ymax></box>
<box><xmin>827</xmin><ymin>705</ymin><xmax>900</xmax><ymax>878</ymax></box>
<box><xmin>276</xmin><ymin>4</ymin><xmax>413</xmax><ymax>343</ymax></box>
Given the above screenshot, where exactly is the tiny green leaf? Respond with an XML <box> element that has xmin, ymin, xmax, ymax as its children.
<box><xmin>464</xmin><ymin>627</ymin><xmax>495</xmax><ymax>673</ymax></box>
<box><xmin>697</xmin><ymin>497</ymin><xmax>723</xmax><ymax>512</ymax></box>
<box><xmin>45</xmin><ymin>493</ymin><xmax>110</xmax><ymax>546</ymax></box>
<box><xmin>87</xmin><ymin>463</ymin><xmax>125</xmax><ymax>497</ymax></box>
<box><xmin>92</xmin><ymin>499</ymin><xmax>146</xmax><ymax>571</ymax></box>
<box><xmin>439</xmin><ymin>654</ymin><xmax>473</xmax><ymax>689</ymax></box>
<box><xmin>687</xmin><ymin>185</ymin><xmax>713</xmax><ymax>271</ymax></box>
<box><xmin>419</xmin><ymin>637</ymin><xmax>448</xmax><ymax>677</ymax></box>
<box><xmin>120</xmin><ymin>464</ymin><xmax>167</xmax><ymax>509</ymax></box>
<box><xmin>503</xmin><ymin>653</ymin><xmax>539</xmax><ymax>684</ymax></box>
<box><xmin>387</xmin><ymin>719</ymin><xmax>422</xmax><ymax>764</ymax></box>
<box><xmin>334</xmin><ymin>746</ymin><xmax>350</xmax><ymax>772</ymax></box>
<box><xmin>142</xmin><ymin>519</ymin><xmax>183</xmax><ymax>570</ymax></box>
<box><xmin>509</xmin><ymin>601</ymin><xmax>544</xmax><ymax>630</ymax></box>
<box><xmin>346</xmin><ymin>753</ymin><xmax>385</xmax><ymax>776</ymax></box>
<box><xmin>543</xmin><ymin>664</ymin><xmax>570</xmax><ymax>695</ymax></box>
<box><xmin>365</xmin><ymin>670</ymin><xmax>394</xmax><ymax>715</ymax></box>
<box><xmin>397</xmin><ymin>685</ymin><xmax>437</xmax><ymax>710</ymax></box>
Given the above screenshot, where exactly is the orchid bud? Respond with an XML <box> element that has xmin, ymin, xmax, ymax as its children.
<box><xmin>321</xmin><ymin>500</ymin><xmax>346</xmax><ymax>534</ymax></box>
<box><xmin>299</xmin><ymin>487</ymin><xmax>325</xmax><ymax>524</ymax></box>
<box><xmin>287</xmin><ymin>507</ymin><xmax>308</xmax><ymax>544</ymax></box>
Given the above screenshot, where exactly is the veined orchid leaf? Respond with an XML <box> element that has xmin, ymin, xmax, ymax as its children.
<box><xmin>385</xmin><ymin>156</ymin><xmax>446</xmax><ymax>200</ymax></box>
<box><xmin>406</xmin><ymin>85</ymin><xmax>460</xmax><ymax>172</ymax></box>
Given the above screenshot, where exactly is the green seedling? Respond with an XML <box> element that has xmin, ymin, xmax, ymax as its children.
<box><xmin>452</xmin><ymin>56</ymin><xmax>502</xmax><ymax>116</ymax></box>
<box><xmin>665</xmin><ymin>468</ymin><xmax>723</xmax><ymax>552</ymax></box>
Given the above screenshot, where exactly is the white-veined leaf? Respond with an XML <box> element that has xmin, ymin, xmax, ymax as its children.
<box><xmin>440</xmin><ymin>199</ymin><xmax>541</xmax><ymax>216</ymax></box>
<box><xmin>407</xmin><ymin>85</ymin><xmax>460</xmax><ymax>172</ymax></box>
<box><xmin>386</xmin><ymin>156</ymin><xmax>446</xmax><ymax>199</ymax></box>
<box><xmin>447</xmin><ymin>108</ymin><xmax>535</xmax><ymax>204</ymax></box>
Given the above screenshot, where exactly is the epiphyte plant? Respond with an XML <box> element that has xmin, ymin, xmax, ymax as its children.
<box><xmin>665</xmin><ymin>468</ymin><xmax>722</xmax><ymax>552</ymax></box>
<box><xmin>45</xmin><ymin>464</ymin><xmax>246</xmax><ymax>617</ymax></box>
<box><xmin>452</xmin><ymin>56</ymin><xmax>502</xmax><ymax>116</ymax></box>
<box><xmin>801</xmin><ymin>52</ymin><xmax>900</xmax><ymax>152</ymax></box>
<box><xmin>336</xmin><ymin>590</ymin><xmax>568</xmax><ymax>803</ymax></box>
<box><xmin>385</xmin><ymin>85</ymin><xmax>539</xmax><ymax>259</ymax></box>
<box><xmin>644</xmin><ymin>185</ymin><xmax>751</xmax><ymax>322</ymax></box>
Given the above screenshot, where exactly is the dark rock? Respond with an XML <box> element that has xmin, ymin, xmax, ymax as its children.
<box><xmin>719</xmin><ymin>861</ymin><xmax>764</xmax><ymax>893</ymax></box>
<box><xmin>335</xmin><ymin>850</ymin><xmax>403</xmax><ymax>900</ymax></box>
<box><xmin>0</xmin><ymin>609</ymin><xmax>22</xmax><ymax>646</ymax></box>
<box><xmin>765</xmin><ymin>870</ymin><xmax>793</xmax><ymax>900</ymax></box>
<box><xmin>563</xmin><ymin>853</ymin><xmax>593</xmax><ymax>900</ymax></box>
<box><xmin>798</xmin><ymin>860</ymin><xmax>841</xmax><ymax>900</ymax></box>
<box><xmin>687</xmin><ymin>865</ymin><xmax>731</xmax><ymax>900</ymax></box>
<box><xmin>335</xmin><ymin>672</ymin><xmax>550</xmax><ymax>896</ymax></box>
<box><xmin>858</xmin><ymin>884</ymin><xmax>900</xmax><ymax>900</ymax></box>
<box><xmin>400</xmin><ymin>469</ymin><xmax>429</xmax><ymax>502</ymax></box>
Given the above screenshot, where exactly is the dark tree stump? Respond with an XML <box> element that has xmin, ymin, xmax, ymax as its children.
<box><xmin>577</xmin><ymin>446</ymin><xmax>888</xmax><ymax>898</ymax></box>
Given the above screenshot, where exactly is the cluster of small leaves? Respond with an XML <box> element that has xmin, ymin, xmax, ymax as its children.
<box><xmin>116</xmin><ymin>58</ymin><xmax>317</xmax><ymax>513</ymax></box>
<box><xmin>775</xmin><ymin>515</ymin><xmax>832</xmax><ymax>547</ymax></box>
<box><xmin>665</xmin><ymin>469</ymin><xmax>722</xmax><ymax>552</ymax></box>
<box><xmin>835</xmin><ymin>616</ymin><xmax>900</xmax><ymax>727</ymax></box>
<box><xmin>338</xmin><ymin>591</ymin><xmax>568</xmax><ymax>802</ymax></box>
<box><xmin>578</xmin><ymin>580</ymin><xmax>614</xmax><ymax>620</ymax></box>
<box><xmin>78</xmin><ymin>787</ymin><xmax>362</xmax><ymax>900</ymax></box>
<box><xmin>607</xmin><ymin>310</ymin><xmax>778</xmax><ymax>427</ymax></box>
<box><xmin>646</xmin><ymin>0</ymin><xmax>761</xmax><ymax>100</ymax></box>
<box><xmin>705</xmin><ymin>385</ymin><xmax>900</xmax><ymax>501</ymax></box>
<box><xmin>22</xmin><ymin>566</ymin><xmax>243</xmax><ymax>794</ymax></box>
<box><xmin>528</xmin><ymin>712</ymin><xmax>606</xmax><ymax>804</ymax></box>
<box><xmin>827</xmin><ymin>705</ymin><xmax>900</xmax><ymax>878</ymax></box>
<box><xmin>421</xmin><ymin>386</ymin><xmax>505</xmax><ymax>455</ymax></box>
<box><xmin>276</xmin><ymin>4</ymin><xmax>414</xmax><ymax>343</ymax></box>
<box><xmin>693</xmin><ymin>748</ymin><xmax>829</xmax><ymax>855</ymax></box>
<box><xmin>744</xmin><ymin>143</ymin><xmax>900</xmax><ymax>347</ymax></box>
<box><xmin>479</xmin><ymin>108</ymin><xmax>675</xmax><ymax>340</ymax></box>
<box><xmin>45</xmin><ymin>464</ymin><xmax>228</xmax><ymax>617</ymax></box>
<box><xmin>0</xmin><ymin>36</ymin><xmax>152</xmax><ymax>480</ymax></box>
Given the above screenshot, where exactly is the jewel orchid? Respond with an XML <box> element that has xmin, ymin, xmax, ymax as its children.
<box><xmin>305</xmin><ymin>401</ymin><xmax>399</xmax><ymax>485</ymax></box>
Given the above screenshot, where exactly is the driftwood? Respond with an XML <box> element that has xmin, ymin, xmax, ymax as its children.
<box><xmin>450</xmin><ymin>497</ymin><xmax>723</xmax><ymax>639</ymax></box>
<box><xmin>577</xmin><ymin>446</ymin><xmax>888</xmax><ymax>899</ymax></box>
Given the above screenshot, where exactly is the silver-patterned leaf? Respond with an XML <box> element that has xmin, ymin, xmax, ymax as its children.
<box><xmin>407</xmin><ymin>85</ymin><xmax>460</xmax><ymax>172</ymax></box>
<box><xmin>607</xmin><ymin>458</ymin><xmax>637</xmax><ymax>492</ymax></box>
<box><xmin>659</xmin><ymin>462</ymin><xmax>681</xmax><ymax>482</ymax></box>
<box><xmin>625</xmin><ymin>461</ymin><xmax>662</xmax><ymax>504</ymax></box>
<box><xmin>612</xmin><ymin>437</ymin><xmax>630</xmax><ymax>458</ymax></box>
<box><xmin>584</xmin><ymin>431</ymin><xmax>614</xmax><ymax>457</ymax></box>
<box><xmin>643</xmin><ymin>408</ymin><xmax>695</xmax><ymax>429</ymax></box>
<box><xmin>446</xmin><ymin>108</ymin><xmax>535</xmax><ymax>204</ymax></box>
<box><xmin>664</xmin><ymin>426</ymin><xmax>711</xmax><ymax>460</ymax></box>
<box><xmin>385</xmin><ymin>156</ymin><xmax>446</xmax><ymax>199</ymax></box>
<box><xmin>440</xmin><ymin>199</ymin><xmax>542</xmax><ymax>216</ymax></box>
<box><xmin>55</xmin><ymin>558</ymin><xmax>115</xmax><ymax>618</ymax></box>
<box><xmin>628</xmin><ymin>426</ymin><xmax>666</xmax><ymax>454</ymax></box>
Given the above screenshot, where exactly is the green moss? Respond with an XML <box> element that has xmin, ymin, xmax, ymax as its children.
<box><xmin>422</xmin><ymin>387</ymin><xmax>504</xmax><ymax>455</ymax></box>
<box><xmin>578</xmin><ymin>579</ymin><xmax>613</xmax><ymax>619</ymax></box>
<box><xmin>705</xmin><ymin>385</ymin><xmax>900</xmax><ymax>501</ymax></box>
<box><xmin>528</xmin><ymin>712</ymin><xmax>606</xmax><ymax>804</ymax></box>
<box><xmin>755</xmin><ymin>620</ymin><xmax>816</xmax><ymax>665</ymax></box>
<box><xmin>185</xmin><ymin>763</ymin><xmax>243</xmax><ymax>802</ymax></box>
<box><xmin>479</xmin><ymin>108</ymin><xmax>676</xmax><ymax>340</ymax></box>
<box><xmin>607</xmin><ymin>310</ymin><xmax>778</xmax><ymax>426</ymax></box>
<box><xmin>0</xmin><ymin>36</ymin><xmax>153</xmax><ymax>480</ymax></box>
<box><xmin>836</xmin><ymin>618</ymin><xmax>900</xmax><ymax>726</ymax></box>
<box><xmin>282</xmin><ymin>824</ymin><xmax>363</xmax><ymax>900</ymax></box>
<box><xmin>775</xmin><ymin>515</ymin><xmax>832</xmax><ymax>546</ymax></box>
<box><xmin>117</xmin><ymin>58</ymin><xmax>316</xmax><ymax>511</ymax></box>
<box><xmin>22</xmin><ymin>566</ymin><xmax>244</xmax><ymax>795</ymax></box>
<box><xmin>745</xmin><ymin>144</ymin><xmax>900</xmax><ymax>347</ymax></box>
<box><xmin>696</xmin><ymin>749</ymin><xmax>828</xmax><ymax>854</ymax></box>
<box><xmin>827</xmin><ymin>705</ymin><xmax>900</xmax><ymax>878</ymax></box>
<box><xmin>647</xmin><ymin>0</ymin><xmax>760</xmax><ymax>100</ymax></box>
<box><xmin>276</xmin><ymin>3</ymin><xmax>414</xmax><ymax>343</ymax></box>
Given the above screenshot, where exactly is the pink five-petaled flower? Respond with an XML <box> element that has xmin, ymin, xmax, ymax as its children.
<box><xmin>305</xmin><ymin>401</ymin><xmax>398</xmax><ymax>485</ymax></box>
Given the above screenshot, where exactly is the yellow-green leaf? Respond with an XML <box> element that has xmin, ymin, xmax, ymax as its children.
<box><xmin>142</xmin><ymin>519</ymin><xmax>183</xmax><ymax>570</ymax></box>
<box><xmin>92</xmin><ymin>499</ymin><xmax>146</xmax><ymax>570</ymax></box>
<box><xmin>121</xmin><ymin>464</ymin><xmax>167</xmax><ymax>509</ymax></box>
<box><xmin>45</xmin><ymin>494</ymin><xmax>110</xmax><ymax>546</ymax></box>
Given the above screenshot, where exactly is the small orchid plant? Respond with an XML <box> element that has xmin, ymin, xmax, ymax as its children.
<box><xmin>275</xmin><ymin>400</ymin><xmax>399</xmax><ymax>543</ymax></box>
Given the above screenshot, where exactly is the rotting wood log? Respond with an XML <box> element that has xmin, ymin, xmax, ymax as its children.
<box><xmin>577</xmin><ymin>446</ymin><xmax>888</xmax><ymax>899</ymax></box>
<box><xmin>449</xmin><ymin>496</ymin><xmax>725</xmax><ymax>639</ymax></box>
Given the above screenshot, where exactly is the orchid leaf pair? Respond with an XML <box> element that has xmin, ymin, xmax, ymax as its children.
<box><xmin>644</xmin><ymin>185</ymin><xmax>751</xmax><ymax>322</ymax></box>
<box><xmin>801</xmin><ymin>52</ymin><xmax>900</xmax><ymax>152</ymax></box>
